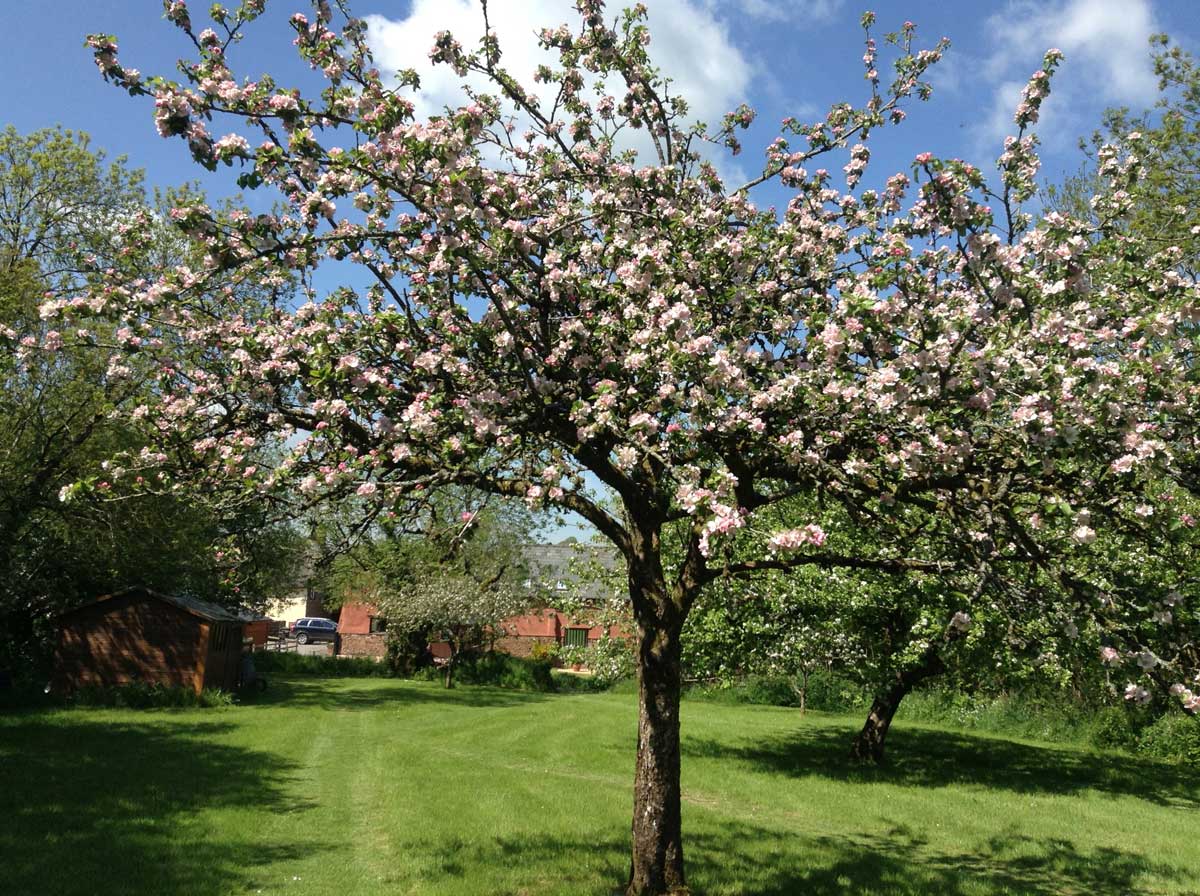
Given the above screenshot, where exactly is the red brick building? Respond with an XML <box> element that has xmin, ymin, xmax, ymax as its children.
<box><xmin>337</xmin><ymin>600</ymin><xmax>390</xmax><ymax>657</ymax></box>
<box><xmin>335</xmin><ymin>541</ymin><xmax>627</xmax><ymax>660</ymax></box>
<box><xmin>494</xmin><ymin>608</ymin><xmax>626</xmax><ymax>656</ymax></box>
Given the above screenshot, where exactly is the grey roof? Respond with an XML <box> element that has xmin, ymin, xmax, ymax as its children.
<box><xmin>59</xmin><ymin>586</ymin><xmax>243</xmax><ymax>623</ymax></box>
<box><xmin>521</xmin><ymin>540</ymin><xmax>624</xmax><ymax>603</ymax></box>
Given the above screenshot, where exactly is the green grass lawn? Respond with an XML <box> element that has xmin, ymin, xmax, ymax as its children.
<box><xmin>2</xmin><ymin>677</ymin><xmax>1197</xmax><ymax>896</ymax></box>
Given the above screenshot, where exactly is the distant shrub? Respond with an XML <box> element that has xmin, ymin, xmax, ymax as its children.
<box><xmin>558</xmin><ymin>636</ymin><xmax>635</xmax><ymax>686</ymax></box>
<box><xmin>457</xmin><ymin>652</ymin><xmax>556</xmax><ymax>691</ymax></box>
<box><xmin>800</xmin><ymin>673</ymin><xmax>870</xmax><ymax>712</ymax></box>
<box><xmin>1089</xmin><ymin>706</ymin><xmax>1138</xmax><ymax>751</ymax></box>
<box><xmin>686</xmin><ymin>672</ymin><xmax>866</xmax><ymax>712</ymax></box>
<box><xmin>69</xmin><ymin>682</ymin><xmax>233</xmax><ymax>709</ymax></box>
<box><xmin>552</xmin><ymin>670</ymin><xmax>613</xmax><ymax>693</ymax></box>
<box><xmin>900</xmin><ymin>690</ymin><xmax>1106</xmax><ymax>744</ymax></box>
<box><xmin>254</xmin><ymin>651</ymin><xmax>391</xmax><ymax>678</ymax></box>
<box><xmin>528</xmin><ymin>640</ymin><xmax>559</xmax><ymax>663</ymax></box>
<box><xmin>1137</xmin><ymin>712</ymin><xmax>1200</xmax><ymax>764</ymax></box>
<box><xmin>386</xmin><ymin>631</ymin><xmax>433</xmax><ymax>676</ymax></box>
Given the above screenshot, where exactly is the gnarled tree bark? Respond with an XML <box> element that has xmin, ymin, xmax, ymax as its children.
<box><xmin>624</xmin><ymin>519</ymin><xmax>692</xmax><ymax>896</ymax></box>
<box><xmin>627</xmin><ymin>618</ymin><xmax>686</xmax><ymax>895</ymax></box>
<box><xmin>851</xmin><ymin>641</ymin><xmax>947</xmax><ymax>763</ymax></box>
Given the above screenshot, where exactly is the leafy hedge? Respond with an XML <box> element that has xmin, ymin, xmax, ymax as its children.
<box><xmin>70</xmin><ymin>682</ymin><xmax>234</xmax><ymax>708</ymax></box>
<box><xmin>684</xmin><ymin>672</ymin><xmax>1200</xmax><ymax>764</ymax></box>
<box><xmin>686</xmin><ymin>672</ymin><xmax>868</xmax><ymax>712</ymax></box>
<box><xmin>253</xmin><ymin>651</ymin><xmax>393</xmax><ymax>678</ymax></box>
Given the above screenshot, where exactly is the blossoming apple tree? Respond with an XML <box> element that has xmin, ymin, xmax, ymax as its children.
<box><xmin>66</xmin><ymin>0</ymin><xmax>1200</xmax><ymax>891</ymax></box>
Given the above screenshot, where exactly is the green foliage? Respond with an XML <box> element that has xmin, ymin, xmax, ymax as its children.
<box><xmin>253</xmin><ymin>647</ymin><xmax>562</xmax><ymax>692</ymax></box>
<box><xmin>558</xmin><ymin>634</ymin><xmax>635</xmax><ymax>686</ymax></box>
<box><xmin>385</xmin><ymin>629</ymin><xmax>434</xmax><ymax>676</ymax></box>
<box><xmin>1089</xmin><ymin>706</ymin><xmax>1140</xmax><ymax>751</ymax></box>
<box><xmin>316</xmin><ymin>494</ymin><xmax>539</xmax><ymax>676</ymax></box>
<box><xmin>896</xmin><ymin>687</ymin><xmax>1200</xmax><ymax>764</ymax></box>
<box><xmin>1136</xmin><ymin>712</ymin><xmax>1200</xmax><ymax>764</ymax></box>
<box><xmin>897</xmin><ymin>689</ymin><xmax>1103</xmax><ymax>745</ymax></box>
<box><xmin>550</xmin><ymin>670</ymin><xmax>615</xmax><ymax>693</ymax></box>
<box><xmin>253</xmin><ymin>651</ymin><xmax>392</xmax><ymax>678</ymax></box>
<box><xmin>69</xmin><ymin>683</ymin><xmax>234</xmax><ymax>709</ymax></box>
<box><xmin>687</xmin><ymin>671</ymin><xmax>869</xmax><ymax>712</ymax></box>
<box><xmin>528</xmin><ymin>640</ymin><xmax>560</xmax><ymax>662</ymax></box>
<box><xmin>455</xmin><ymin>652</ymin><xmax>556</xmax><ymax>692</ymax></box>
<box><xmin>0</xmin><ymin>127</ymin><xmax>304</xmax><ymax>673</ymax></box>
<box><xmin>1049</xmin><ymin>36</ymin><xmax>1200</xmax><ymax>275</ymax></box>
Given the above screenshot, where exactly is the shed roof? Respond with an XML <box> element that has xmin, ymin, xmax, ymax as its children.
<box><xmin>58</xmin><ymin>586</ymin><xmax>243</xmax><ymax>623</ymax></box>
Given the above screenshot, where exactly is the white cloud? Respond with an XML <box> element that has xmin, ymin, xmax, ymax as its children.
<box><xmin>363</xmin><ymin>0</ymin><xmax>753</xmax><ymax>180</ymax></box>
<box><xmin>976</xmin><ymin>0</ymin><xmax>1158</xmax><ymax>147</ymax></box>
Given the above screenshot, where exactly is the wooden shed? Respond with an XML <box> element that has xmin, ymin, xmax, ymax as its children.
<box><xmin>54</xmin><ymin>587</ymin><xmax>244</xmax><ymax>695</ymax></box>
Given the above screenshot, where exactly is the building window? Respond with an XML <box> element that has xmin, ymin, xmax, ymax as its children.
<box><xmin>564</xmin><ymin>627</ymin><xmax>588</xmax><ymax>649</ymax></box>
<box><xmin>369</xmin><ymin>617</ymin><xmax>388</xmax><ymax>634</ymax></box>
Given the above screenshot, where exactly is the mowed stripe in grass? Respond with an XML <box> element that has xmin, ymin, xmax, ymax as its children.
<box><xmin>1</xmin><ymin>677</ymin><xmax>1196</xmax><ymax>896</ymax></box>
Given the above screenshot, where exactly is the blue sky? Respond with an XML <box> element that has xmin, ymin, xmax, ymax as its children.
<box><xmin>3</xmin><ymin>0</ymin><xmax>1197</xmax><ymax>541</ymax></box>
<box><xmin>3</xmin><ymin>0</ymin><xmax>1197</xmax><ymax>201</ymax></box>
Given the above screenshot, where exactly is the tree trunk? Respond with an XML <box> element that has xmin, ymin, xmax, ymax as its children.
<box><xmin>627</xmin><ymin>621</ymin><xmax>687</xmax><ymax>896</ymax></box>
<box><xmin>443</xmin><ymin>644</ymin><xmax>455</xmax><ymax>689</ymax></box>
<box><xmin>850</xmin><ymin>683</ymin><xmax>905</xmax><ymax>763</ymax></box>
<box><xmin>851</xmin><ymin>641</ymin><xmax>948</xmax><ymax>763</ymax></box>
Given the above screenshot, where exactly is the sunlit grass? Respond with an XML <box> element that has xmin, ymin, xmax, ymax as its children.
<box><xmin>1</xmin><ymin>676</ymin><xmax>1196</xmax><ymax>895</ymax></box>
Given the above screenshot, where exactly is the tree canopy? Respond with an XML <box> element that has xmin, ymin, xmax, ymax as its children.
<box><xmin>0</xmin><ymin>125</ymin><xmax>302</xmax><ymax>674</ymax></box>
<box><xmin>67</xmin><ymin>2</ymin><xmax>1200</xmax><ymax>892</ymax></box>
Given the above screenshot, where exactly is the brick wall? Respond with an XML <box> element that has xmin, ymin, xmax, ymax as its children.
<box><xmin>339</xmin><ymin>632</ymin><xmax>387</xmax><ymax>658</ymax></box>
<box><xmin>493</xmin><ymin>635</ymin><xmax>558</xmax><ymax>658</ymax></box>
<box><xmin>338</xmin><ymin>601</ymin><xmax>377</xmax><ymax>636</ymax></box>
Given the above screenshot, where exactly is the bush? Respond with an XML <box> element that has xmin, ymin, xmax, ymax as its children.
<box><xmin>558</xmin><ymin>636</ymin><xmax>635</xmax><ymax>687</ymax></box>
<box><xmin>386</xmin><ymin>631</ymin><xmax>433</xmax><ymax>676</ymax></box>
<box><xmin>457</xmin><ymin>652</ymin><xmax>556</xmax><ymax>691</ymax></box>
<box><xmin>69</xmin><ymin>682</ymin><xmax>233</xmax><ymax>708</ymax></box>
<box><xmin>1137</xmin><ymin>712</ymin><xmax>1200</xmax><ymax>764</ymax></box>
<box><xmin>254</xmin><ymin>651</ymin><xmax>392</xmax><ymax>678</ymax></box>
<box><xmin>551</xmin><ymin>669</ymin><xmax>614</xmax><ymax>693</ymax></box>
<box><xmin>686</xmin><ymin>671</ymin><xmax>867</xmax><ymax>712</ymax></box>
<box><xmin>1089</xmin><ymin>706</ymin><xmax>1138</xmax><ymax>751</ymax></box>
<box><xmin>528</xmin><ymin>640</ymin><xmax>560</xmax><ymax>663</ymax></box>
<box><xmin>898</xmin><ymin>689</ymin><xmax>1097</xmax><ymax>743</ymax></box>
<box><xmin>800</xmin><ymin>672</ymin><xmax>870</xmax><ymax>712</ymax></box>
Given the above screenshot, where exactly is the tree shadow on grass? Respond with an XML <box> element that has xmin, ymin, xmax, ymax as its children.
<box><xmin>683</xmin><ymin>819</ymin><xmax>1196</xmax><ymax>896</ymax></box>
<box><xmin>392</xmin><ymin>821</ymin><xmax>1195</xmax><ymax>896</ymax></box>
<box><xmin>0</xmin><ymin>715</ymin><xmax>329</xmax><ymax>896</ymax></box>
<box><xmin>248</xmin><ymin>676</ymin><xmax>552</xmax><ymax>711</ymax></box>
<box><xmin>683</xmin><ymin>721</ymin><xmax>1200</xmax><ymax>809</ymax></box>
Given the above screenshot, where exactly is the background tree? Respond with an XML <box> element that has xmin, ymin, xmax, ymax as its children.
<box><xmin>0</xmin><ymin>126</ymin><xmax>302</xmax><ymax>676</ymax></box>
<box><xmin>321</xmin><ymin>494</ymin><xmax>537</xmax><ymax>686</ymax></box>
<box><xmin>1047</xmin><ymin>35</ymin><xmax>1200</xmax><ymax>279</ymax></box>
<box><xmin>1039</xmin><ymin>34</ymin><xmax>1200</xmax><ymax>716</ymax></box>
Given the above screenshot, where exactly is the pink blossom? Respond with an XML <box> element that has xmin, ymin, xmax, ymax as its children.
<box><xmin>1123</xmin><ymin>684</ymin><xmax>1152</xmax><ymax>704</ymax></box>
<box><xmin>768</xmin><ymin>525</ymin><xmax>828</xmax><ymax>553</ymax></box>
